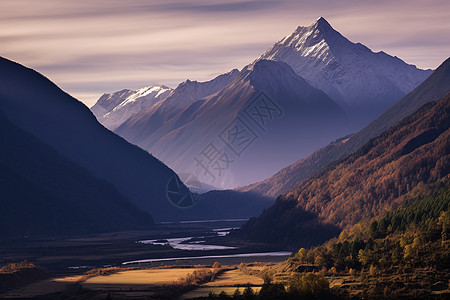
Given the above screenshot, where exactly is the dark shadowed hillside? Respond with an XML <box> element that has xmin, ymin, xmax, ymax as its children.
<box><xmin>0</xmin><ymin>113</ymin><xmax>153</xmax><ymax>239</ymax></box>
<box><xmin>0</xmin><ymin>56</ymin><xmax>190</xmax><ymax>221</ymax></box>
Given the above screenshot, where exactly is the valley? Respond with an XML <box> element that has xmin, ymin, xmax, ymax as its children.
<box><xmin>1</xmin><ymin>5</ymin><xmax>449</xmax><ymax>299</ymax></box>
<box><xmin>0</xmin><ymin>220</ymin><xmax>292</xmax><ymax>299</ymax></box>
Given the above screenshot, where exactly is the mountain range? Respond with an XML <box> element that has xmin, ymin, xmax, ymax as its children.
<box><xmin>93</xmin><ymin>17</ymin><xmax>432</xmax><ymax>189</ymax></box>
<box><xmin>115</xmin><ymin>68</ymin><xmax>240</xmax><ymax>154</ymax></box>
<box><xmin>0</xmin><ymin>17</ymin><xmax>444</xmax><ymax>238</ymax></box>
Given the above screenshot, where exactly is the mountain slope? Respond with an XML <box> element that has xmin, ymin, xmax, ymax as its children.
<box><xmin>0</xmin><ymin>56</ymin><xmax>189</xmax><ymax>221</ymax></box>
<box><xmin>239</xmin><ymin>57</ymin><xmax>450</xmax><ymax>197</ymax></box>
<box><xmin>115</xmin><ymin>59</ymin><xmax>348</xmax><ymax>188</ymax></box>
<box><xmin>0</xmin><ymin>112</ymin><xmax>153</xmax><ymax>239</ymax></box>
<box><xmin>261</xmin><ymin>17</ymin><xmax>432</xmax><ymax>123</ymax></box>
<box><xmin>91</xmin><ymin>85</ymin><xmax>172</xmax><ymax>130</ymax></box>
<box><xmin>237</xmin><ymin>93</ymin><xmax>450</xmax><ymax>247</ymax></box>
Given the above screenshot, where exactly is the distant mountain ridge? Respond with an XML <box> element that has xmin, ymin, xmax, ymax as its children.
<box><xmin>260</xmin><ymin>17</ymin><xmax>432</xmax><ymax>122</ymax></box>
<box><xmin>92</xmin><ymin>69</ymin><xmax>240</xmax><ymax>133</ymax></box>
<box><xmin>116</xmin><ymin>69</ymin><xmax>240</xmax><ymax>147</ymax></box>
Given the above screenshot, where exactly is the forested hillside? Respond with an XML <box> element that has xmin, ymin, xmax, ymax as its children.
<box><xmin>265</xmin><ymin>180</ymin><xmax>449</xmax><ymax>299</ymax></box>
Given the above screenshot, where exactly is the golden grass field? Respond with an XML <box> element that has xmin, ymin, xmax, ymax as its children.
<box><xmin>204</xmin><ymin>269</ymin><xmax>264</xmax><ymax>287</ymax></box>
<box><xmin>0</xmin><ymin>266</ymin><xmax>267</xmax><ymax>299</ymax></box>
<box><xmin>0</xmin><ymin>267</ymin><xmax>212</xmax><ymax>298</ymax></box>
<box><xmin>82</xmin><ymin>268</ymin><xmax>209</xmax><ymax>291</ymax></box>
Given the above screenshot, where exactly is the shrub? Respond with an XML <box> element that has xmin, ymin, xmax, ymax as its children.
<box><xmin>259</xmin><ymin>282</ymin><xmax>286</xmax><ymax>299</ymax></box>
<box><xmin>259</xmin><ymin>268</ymin><xmax>274</xmax><ymax>284</ymax></box>
<box><xmin>288</xmin><ymin>272</ymin><xmax>329</xmax><ymax>297</ymax></box>
<box><xmin>232</xmin><ymin>288</ymin><xmax>241</xmax><ymax>298</ymax></box>
<box><xmin>243</xmin><ymin>284</ymin><xmax>255</xmax><ymax>299</ymax></box>
<box><xmin>212</xmin><ymin>261</ymin><xmax>222</xmax><ymax>269</ymax></box>
<box><xmin>0</xmin><ymin>261</ymin><xmax>36</xmax><ymax>273</ymax></box>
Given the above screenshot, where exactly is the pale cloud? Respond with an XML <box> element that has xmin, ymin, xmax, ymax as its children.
<box><xmin>1</xmin><ymin>0</ymin><xmax>449</xmax><ymax>107</ymax></box>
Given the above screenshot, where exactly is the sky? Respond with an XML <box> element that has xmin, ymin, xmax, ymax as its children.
<box><xmin>1</xmin><ymin>0</ymin><xmax>449</xmax><ymax>107</ymax></box>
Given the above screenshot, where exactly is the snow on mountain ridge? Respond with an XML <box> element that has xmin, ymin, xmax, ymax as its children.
<box><xmin>92</xmin><ymin>69</ymin><xmax>240</xmax><ymax>131</ymax></box>
<box><xmin>92</xmin><ymin>89</ymin><xmax>134</xmax><ymax>116</ymax></box>
<box><xmin>114</xmin><ymin>85</ymin><xmax>171</xmax><ymax>110</ymax></box>
<box><xmin>91</xmin><ymin>85</ymin><xmax>172</xmax><ymax>130</ymax></box>
<box><xmin>114</xmin><ymin>68</ymin><xmax>241</xmax><ymax>147</ymax></box>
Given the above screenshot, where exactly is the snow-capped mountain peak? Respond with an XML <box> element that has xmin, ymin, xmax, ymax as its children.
<box><xmin>298</xmin><ymin>16</ymin><xmax>334</xmax><ymax>38</ymax></box>
<box><xmin>274</xmin><ymin>17</ymin><xmax>342</xmax><ymax>60</ymax></box>
<box><xmin>260</xmin><ymin>17</ymin><xmax>432</xmax><ymax>122</ymax></box>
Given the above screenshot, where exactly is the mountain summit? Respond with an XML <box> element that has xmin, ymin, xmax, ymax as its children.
<box><xmin>261</xmin><ymin>17</ymin><xmax>432</xmax><ymax>124</ymax></box>
<box><xmin>305</xmin><ymin>16</ymin><xmax>335</xmax><ymax>37</ymax></box>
